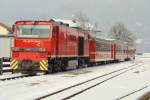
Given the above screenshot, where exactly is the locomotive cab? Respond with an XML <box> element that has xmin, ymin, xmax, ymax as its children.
<box><xmin>11</xmin><ymin>21</ymin><xmax>54</xmax><ymax>74</ymax></box>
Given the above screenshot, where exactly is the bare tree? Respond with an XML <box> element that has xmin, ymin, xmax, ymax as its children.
<box><xmin>72</xmin><ymin>11</ymin><xmax>90</xmax><ymax>30</ymax></box>
<box><xmin>73</xmin><ymin>11</ymin><xmax>101</xmax><ymax>39</ymax></box>
<box><xmin>109</xmin><ymin>22</ymin><xmax>136</xmax><ymax>46</ymax></box>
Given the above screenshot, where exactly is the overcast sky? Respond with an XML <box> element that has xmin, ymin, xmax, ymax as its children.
<box><xmin>0</xmin><ymin>0</ymin><xmax>150</xmax><ymax>52</ymax></box>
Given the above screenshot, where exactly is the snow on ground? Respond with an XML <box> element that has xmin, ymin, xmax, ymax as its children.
<box><xmin>0</xmin><ymin>73</ymin><xmax>23</xmax><ymax>79</ymax></box>
<box><xmin>0</xmin><ymin>56</ymin><xmax>147</xmax><ymax>100</ymax></box>
<box><xmin>71</xmin><ymin>56</ymin><xmax>150</xmax><ymax>100</ymax></box>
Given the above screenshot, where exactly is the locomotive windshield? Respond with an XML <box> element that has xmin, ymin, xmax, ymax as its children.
<box><xmin>17</xmin><ymin>25</ymin><xmax>50</xmax><ymax>38</ymax></box>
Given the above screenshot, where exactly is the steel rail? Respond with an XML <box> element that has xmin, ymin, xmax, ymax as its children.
<box><xmin>35</xmin><ymin>64</ymin><xmax>139</xmax><ymax>100</ymax></box>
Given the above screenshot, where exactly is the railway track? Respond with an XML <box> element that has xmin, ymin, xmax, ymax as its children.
<box><xmin>116</xmin><ymin>86</ymin><xmax>148</xmax><ymax>100</ymax></box>
<box><xmin>0</xmin><ymin>74</ymin><xmax>31</xmax><ymax>81</ymax></box>
<box><xmin>35</xmin><ymin>63</ymin><xmax>140</xmax><ymax>100</ymax></box>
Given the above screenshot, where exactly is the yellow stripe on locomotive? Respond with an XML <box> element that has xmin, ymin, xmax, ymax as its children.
<box><xmin>10</xmin><ymin>59</ymin><xmax>18</xmax><ymax>70</ymax></box>
<box><xmin>39</xmin><ymin>60</ymin><xmax>48</xmax><ymax>71</ymax></box>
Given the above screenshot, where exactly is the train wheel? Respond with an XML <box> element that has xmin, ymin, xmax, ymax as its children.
<box><xmin>46</xmin><ymin>64</ymin><xmax>53</xmax><ymax>74</ymax></box>
<box><xmin>53</xmin><ymin>60</ymin><xmax>62</xmax><ymax>72</ymax></box>
<box><xmin>61</xmin><ymin>62</ymin><xmax>66</xmax><ymax>71</ymax></box>
<box><xmin>57</xmin><ymin>61</ymin><xmax>62</xmax><ymax>72</ymax></box>
<box><xmin>78</xmin><ymin>59</ymin><xmax>85</xmax><ymax>68</ymax></box>
<box><xmin>62</xmin><ymin>59</ymin><xmax>69</xmax><ymax>71</ymax></box>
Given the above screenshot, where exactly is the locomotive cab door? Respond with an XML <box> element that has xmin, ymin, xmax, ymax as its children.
<box><xmin>52</xmin><ymin>26</ymin><xmax>59</xmax><ymax>56</ymax></box>
<box><xmin>78</xmin><ymin>36</ymin><xmax>84</xmax><ymax>56</ymax></box>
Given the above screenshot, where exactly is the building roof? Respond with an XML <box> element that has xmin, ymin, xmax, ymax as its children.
<box><xmin>0</xmin><ymin>22</ymin><xmax>12</xmax><ymax>32</ymax></box>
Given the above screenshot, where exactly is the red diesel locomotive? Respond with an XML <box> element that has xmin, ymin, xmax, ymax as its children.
<box><xmin>10</xmin><ymin>20</ymin><xmax>135</xmax><ymax>74</ymax></box>
<box><xmin>11</xmin><ymin>20</ymin><xmax>89</xmax><ymax>74</ymax></box>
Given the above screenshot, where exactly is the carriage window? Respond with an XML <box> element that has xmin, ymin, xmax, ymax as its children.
<box><xmin>96</xmin><ymin>41</ymin><xmax>111</xmax><ymax>51</ymax></box>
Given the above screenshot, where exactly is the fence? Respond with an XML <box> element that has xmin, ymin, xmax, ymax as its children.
<box><xmin>0</xmin><ymin>58</ymin><xmax>12</xmax><ymax>75</ymax></box>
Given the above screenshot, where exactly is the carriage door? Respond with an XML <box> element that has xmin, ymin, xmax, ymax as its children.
<box><xmin>78</xmin><ymin>36</ymin><xmax>84</xmax><ymax>56</ymax></box>
<box><xmin>112</xmin><ymin>43</ymin><xmax>116</xmax><ymax>60</ymax></box>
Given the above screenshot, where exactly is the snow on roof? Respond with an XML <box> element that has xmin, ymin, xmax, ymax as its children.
<box><xmin>101</xmin><ymin>38</ymin><xmax>116</xmax><ymax>41</ymax></box>
<box><xmin>52</xmin><ymin>19</ymin><xmax>96</xmax><ymax>31</ymax></box>
<box><xmin>0</xmin><ymin>22</ymin><xmax>12</xmax><ymax>32</ymax></box>
<box><xmin>0</xmin><ymin>22</ymin><xmax>13</xmax><ymax>37</ymax></box>
<box><xmin>95</xmin><ymin>36</ymin><xmax>116</xmax><ymax>41</ymax></box>
<box><xmin>0</xmin><ymin>21</ymin><xmax>12</xmax><ymax>36</ymax></box>
<box><xmin>53</xmin><ymin>19</ymin><xmax>79</xmax><ymax>28</ymax></box>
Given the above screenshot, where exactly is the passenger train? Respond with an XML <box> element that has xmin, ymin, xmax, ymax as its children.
<box><xmin>10</xmin><ymin>20</ymin><xmax>135</xmax><ymax>74</ymax></box>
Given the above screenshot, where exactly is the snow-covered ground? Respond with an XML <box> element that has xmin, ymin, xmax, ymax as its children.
<box><xmin>71</xmin><ymin>57</ymin><xmax>150</xmax><ymax>100</ymax></box>
<box><xmin>0</xmin><ymin>56</ymin><xmax>149</xmax><ymax>100</ymax></box>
